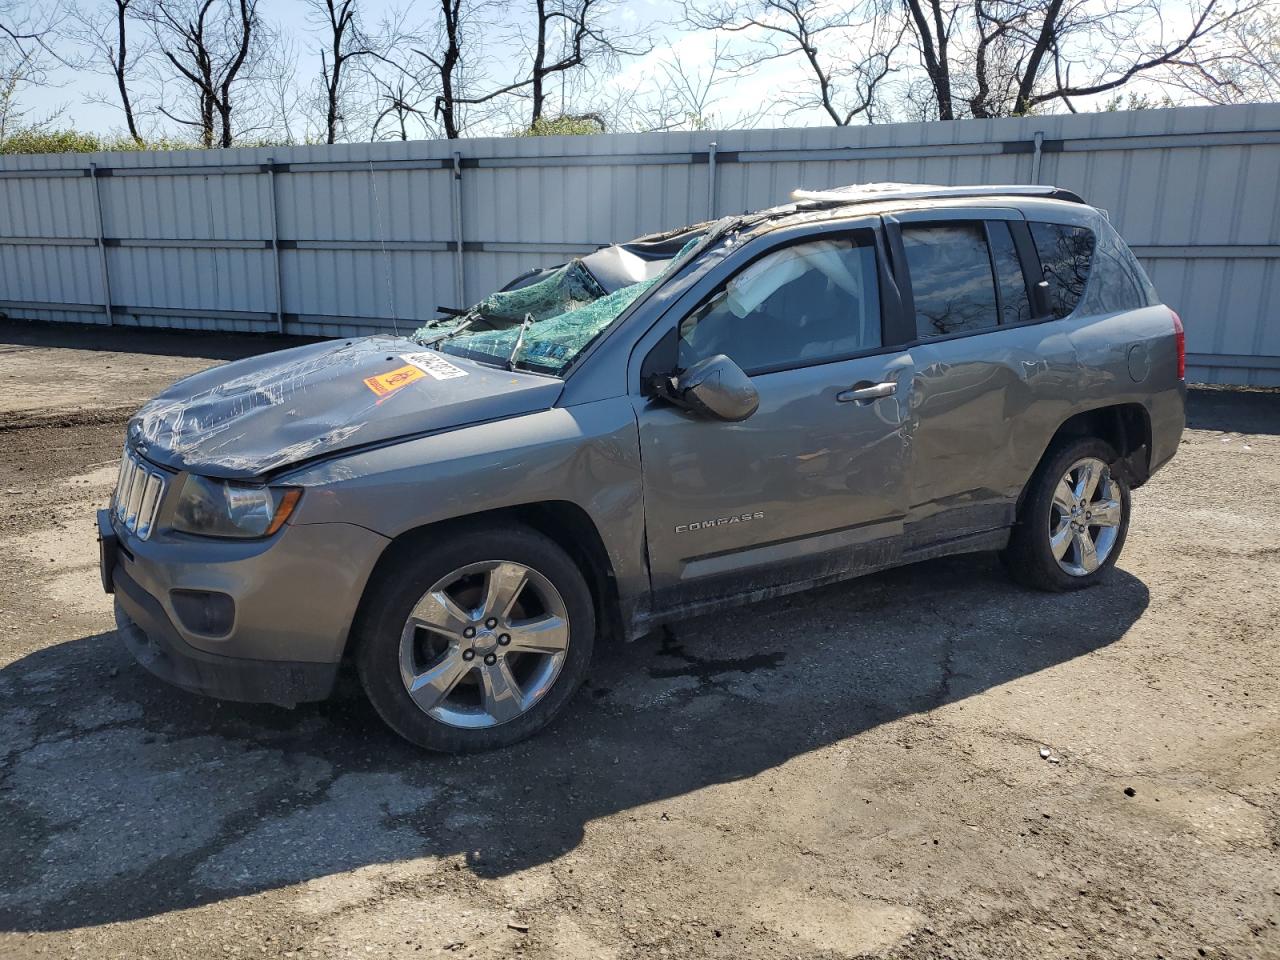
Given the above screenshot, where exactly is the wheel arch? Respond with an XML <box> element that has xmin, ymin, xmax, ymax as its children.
<box><xmin>1019</xmin><ymin>402</ymin><xmax>1153</xmax><ymax>509</ymax></box>
<box><xmin>346</xmin><ymin>501</ymin><xmax>623</xmax><ymax>660</ymax></box>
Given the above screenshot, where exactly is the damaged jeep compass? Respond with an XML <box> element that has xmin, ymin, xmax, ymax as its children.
<box><xmin>100</xmin><ymin>183</ymin><xmax>1186</xmax><ymax>752</ymax></box>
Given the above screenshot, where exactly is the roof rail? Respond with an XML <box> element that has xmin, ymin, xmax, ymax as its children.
<box><xmin>791</xmin><ymin>182</ymin><xmax>1086</xmax><ymax>207</ymax></box>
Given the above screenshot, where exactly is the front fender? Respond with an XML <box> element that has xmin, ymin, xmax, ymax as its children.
<box><xmin>282</xmin><ymin>399</ymin><xmax>648</xmax><ymax>611</ymax></box>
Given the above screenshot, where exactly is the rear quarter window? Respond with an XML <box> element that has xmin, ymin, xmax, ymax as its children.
<box><xmin>1030</xmin><ymin>222</ymin><xmax>1095</xmax><ymax>318</ymax></box>
<box><xmin>1079</xmin><ymin>220</ymin><xmax>1160</xmax><ymax>315</ymax></box>
<box><xmin>1085</xmin><ymin>246</ymin><xmax>1150</xmax><ymax>313</ymax></box>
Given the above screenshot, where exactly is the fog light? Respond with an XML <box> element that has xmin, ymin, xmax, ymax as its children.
<box><xmin>170</xmin><ymin>589</ymin><xmax>235</xmax><ymax>637</ymax></box>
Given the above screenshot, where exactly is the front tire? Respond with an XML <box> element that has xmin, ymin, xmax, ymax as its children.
<box><xmin>355</xmin><ymin>525</ymin><xmax>595</xmax><ymax>752</ymax></box>
<box><xmin>1003</xmin><ymin>437</ymin><xmax>1131</xmax><ymax>592</ymax></box>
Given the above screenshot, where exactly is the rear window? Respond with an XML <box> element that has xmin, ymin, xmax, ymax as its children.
<box><xmin>1030</xmin><ymin>222</ymin><xmax>1095</xmax><ymax>318</ymax></box>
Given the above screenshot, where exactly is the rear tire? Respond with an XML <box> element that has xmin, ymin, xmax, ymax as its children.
<box><xmin>1003</xmin><ymin>436</ymin><xmax>1131</xmax><ymax>592</ymax></box>
<box><xmin>355</xmin><ymin>525</ymin><xmax>595</xmax><ymax>752</ymax></box>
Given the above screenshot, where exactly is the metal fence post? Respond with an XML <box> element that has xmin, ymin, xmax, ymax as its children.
<box><xmin>707</xmin><ymin>141</ymin><xmax>718</xmax><ymax>220</ymax></box>
<box><xmin>450</xmin><ymin>150</ymin><xmax>465</xmax><ymax>307</ymax></box>
<box><xmin>1031</xmin><ymin>131</ymin><xmax>1045</xmax><ymax>184</ymax></box>
<box><xmin>89</xmin><ymin>162</ymin><xmax>113</xmax><ymax>326</ymax></box>
<box><xmin>265</xmin><ymin>158</ymin><xmax>285</xmax><ymax>334</ymax></box>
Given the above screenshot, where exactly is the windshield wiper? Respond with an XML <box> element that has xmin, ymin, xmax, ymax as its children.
<box><xmin>421</xmin><ymin>318</ymin><xmax>472</xmax><ymax>348</ymax></box>
<box><xmin>506</xmin><ymin>313</ymin><xmax>534</xmax><ymax>371</ymax></box>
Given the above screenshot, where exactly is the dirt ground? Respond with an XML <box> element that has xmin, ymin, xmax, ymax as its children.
<box><xmin>0</xmin><ymin>322</ymin><xmax>1277</xmax><ymax>960</ymax></box>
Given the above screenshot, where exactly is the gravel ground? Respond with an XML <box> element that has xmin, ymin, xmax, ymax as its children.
<box><xmin>0</xmin><ymin>324</ymin><xmax>1277</xmax><ymax>960</ymax></box>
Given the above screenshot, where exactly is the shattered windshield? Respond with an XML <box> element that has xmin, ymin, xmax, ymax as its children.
<box><xmin>412</xmin><ymin>234</ymin><xmax>704</xmax><ymax>375</ymax></box>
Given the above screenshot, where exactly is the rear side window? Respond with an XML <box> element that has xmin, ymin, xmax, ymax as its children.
<box><xmin>901</xmin><ymin>223</ymin><xmax>999</xmax><ymax>337</ymax></box>
<box><xmin>1030</xmin><ymin>222</ymin><xmax>1095</xmax><ymax>318</ymax></box>
<box><xmin>678</xmin><ymin>237</ymin><xmax>881</xmax><ymax>373</ymax></box>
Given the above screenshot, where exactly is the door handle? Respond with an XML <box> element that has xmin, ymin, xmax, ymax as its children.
<box><xmin>836</xmin><ymin>380</ymin><xmax>897</xmax><ymax>404</ymax></box>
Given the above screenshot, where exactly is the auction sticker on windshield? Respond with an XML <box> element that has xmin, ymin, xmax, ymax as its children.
<box><xmin>402</xmin><ymin>352</ymin><xmax>469</xmax><ymax>380</ymax></box>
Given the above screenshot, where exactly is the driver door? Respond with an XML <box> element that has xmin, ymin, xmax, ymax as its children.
<box><xmin>633</xmin><ymin>226</ymin><xmax>916</xmax><ymax>613</ymax></box>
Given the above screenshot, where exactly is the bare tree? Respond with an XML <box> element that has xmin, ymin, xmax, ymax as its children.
<box><xmin>518</xmin><ymin>0</ymin><xmax>648</xmax><ymax>127</ymax></box>
<box><xmin>412</xmin><ymin>0</ymin><xmax>473</xmax><ymax>138</ymax></box>
<box><xmin>901</xmin><ymin>0</ymin><xmax>1261</xmax><ymax>119</ymax></box>
<box><xmin>1161</xmin><ymin>4</ymin><xmax>1280</xmax><ymax>104</ymax></box>
<box><xmin>412</xmin><ymin>0</ymin><xmax>649</xmax><ymax>135</ymax></box>
<box><xmin>684</xmin><ymin>0</ymin><xmax>905</xmax><ymax>126</ymax></box>
<box><xmin>0</xmin><ymin>47</ymin><xmax>37</xmax><ymax>138</ymax></box>
<box><xmin>370</xmin><ymin>69</ymin><xmax>437</xmax><ymax>139</ymax></box>
<box><xmin>260</xmin><ymin>28</ymin><xmax>304</xmax><ymax>142</ymax></box>
<box><xmin>140</xmin><ymin>0</ymin><xmax>262</xmax><ymax>147</ymax></box>
<box><xmin>70</xmin><ymin>0</ymin><xmax>151</xmax><ymax>143</ymax></box>
<box><xmin>305</xmin><ymin>0</ymin><xmax>387</xmax><ymax>143</ymax></box>
<box><xmin>899</xmin><ymin>0</ymin><xmax>956</xmax><ymax>118</ymax></box>
<box><xmin>604</xmin><ymin>36</ymin><xmax>766</xmax><ymax>131</ymax></box>
<box><xmin>0</xmin><ymin>0</ymin><xmax>65</xmax><ymax>60</ymax></box>
<box><xmin>0</xmin><ymin>0</ymin><xmax>68</xmax><ymax>137</ymax></box>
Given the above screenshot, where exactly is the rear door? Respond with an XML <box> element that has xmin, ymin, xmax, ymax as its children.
<box><xmin>885</xmin><ymin>207</ymin><xmax>1080</xmax><ymax>543</ymax></box>
<box><xmin>631</xmin><ymin>221</ymin><xmax>916</xmax><ymax>612</ymax></box>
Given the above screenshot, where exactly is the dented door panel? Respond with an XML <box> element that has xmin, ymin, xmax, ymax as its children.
<box><xmin>636</xmin><ymin>351</ymin><xmax>915</xmax><ymax>611</ymax></box>
<box><xmin>905</xmin><ymin>322</ymin><xmax>1081</xmax><ymax>537</ymax></box>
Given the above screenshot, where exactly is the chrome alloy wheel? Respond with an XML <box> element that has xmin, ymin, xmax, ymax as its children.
<box><xmin>1049</xmin><ymin>456</ymin><xmax>1124</xmax><ymax>577</ymax></box>
<box><xmin>398</xmin><ymin>561</ymin><xmax>570</xmax><ymax>729</ymax></box>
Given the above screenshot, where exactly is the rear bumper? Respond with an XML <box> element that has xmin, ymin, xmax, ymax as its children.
<box><xmin>1147</xmin><ymin>381</ymin><xmax>1187</xmax><ymax>477</ymax></box>
<box><xmin>114</xmin><ymin>565</ymin><xmax>338</xmax><ymax>706</ymax></box>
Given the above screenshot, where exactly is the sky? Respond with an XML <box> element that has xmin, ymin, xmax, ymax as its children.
<box><xmin>17</xmin><ymin>0</ymin><xmax>818</xmax><ymax>138</ymax></box>
<box><xmin>14</xmin><ymin>0</ymin><xmax>1208</xmax><ymax>141</ymax></box>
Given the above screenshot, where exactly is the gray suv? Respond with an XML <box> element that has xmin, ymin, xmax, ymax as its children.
<box><xmin>98</xmin><ymin>183</ymin><xmax>1186</xmax><ymax>751</ymax></box>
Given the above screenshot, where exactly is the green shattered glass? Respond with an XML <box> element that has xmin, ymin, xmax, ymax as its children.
<box><xmin>445</xmin><ymin>274</ymin><xmax>664</xmax><ymax>368</ymax></box>
<box><xmin>413</xmin><ymin>237</ymin><xmax>702</xmax><ymax>372</ymax></box>
<box><xmin>471</xmin><ymin>260</ymin><xmax>606</xmax><ymax>326</ymax></box>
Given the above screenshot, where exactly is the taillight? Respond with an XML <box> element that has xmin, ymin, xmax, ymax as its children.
<box><xmin>1171</xmin><ymin>309</ymin><xmax>1186</xmax><ymax>380</ymax></box>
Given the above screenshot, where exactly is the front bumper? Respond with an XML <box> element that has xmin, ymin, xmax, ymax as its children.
<box><xmin>114</xmin><ymin>573</ymin><xmax>337</xmax><ymax>706</ymax></box>
<box><xmin>99</xmin><ymin>506</ymin><xmax>389</xmax><ymax>706</ymax></box>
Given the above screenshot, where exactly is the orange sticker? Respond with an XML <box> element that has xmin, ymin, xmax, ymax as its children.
<box><xmin>364</xmin><ymin>364</ymin><xmax>426</xmax><ymax>397</ymax></box>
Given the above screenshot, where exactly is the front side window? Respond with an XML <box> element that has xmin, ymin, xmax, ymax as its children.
<box><xmin>678</xmin><ymin>237</ymin><xmax>881</xmax><ymax>373</ymax></box>
<box><xmin>901</xmin><ymin>223</ymin><xmax>1000</xmax><ymax>337</ymax></box>
<box><xmin>1030</xmin><ymin>221</ymin><xmax>1095</xmax><ymax>318</ymax></box>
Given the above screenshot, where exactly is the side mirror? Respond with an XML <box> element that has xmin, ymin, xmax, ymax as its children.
<box><xmin>672</xmin><ymin>354</ymin><xmax>759</xmax><ymax>422</ymax></box>
<box><xmin>1031</xmin><ymin>279</ymin><xmax>1053</xmax><ymax>319</ymax></box>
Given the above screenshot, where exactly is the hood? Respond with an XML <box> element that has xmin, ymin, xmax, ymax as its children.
<box><xmin>127</xmin><ymin>336</ymin><xmax>563</xmax><ymax>479</ymax></box>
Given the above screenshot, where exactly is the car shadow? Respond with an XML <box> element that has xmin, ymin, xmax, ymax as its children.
<box><xmin>0</xmin><ymin>553</ymin><xmax>1149</xmax><ymax>933</ymax></box>
<box><xmin>1186</xmin><ymin>384</ymin><xmax>1280</xmax><ymax>436</ymax></box>
<box><xmin>0</xmin><ymin>318</ymin><xmax>321</xmax><ymax>362</ymax></box>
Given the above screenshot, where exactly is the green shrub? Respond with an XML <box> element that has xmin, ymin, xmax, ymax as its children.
<box><xmin>0</xmin><ymin>128</ymin><xmax>301</xmax><ymax>155</ymax></box>
<box><xmin>0</xmin><ymin>128</ymin><xmax>107</xmax><ymax>154</ymax></box>
<box><xmin>519</xmin><ymin>115</ymin><xmax>606</xmax><ymax>137</ymax></box>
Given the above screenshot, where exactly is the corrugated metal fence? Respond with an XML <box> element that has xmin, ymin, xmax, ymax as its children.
<box><xmin>2</xmin><ymin>103</ymin><xmax>1278</xmax><ymax>385</ymax></box>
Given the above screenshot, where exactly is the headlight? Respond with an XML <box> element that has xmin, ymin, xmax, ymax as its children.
<box><xmin>172</xmin><ymin>475</ymin><xmax>302</xmax><ymax>539</ymax></box>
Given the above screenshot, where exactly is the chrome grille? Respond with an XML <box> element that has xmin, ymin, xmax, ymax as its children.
<box><xmin>113</xmin><ymin>447</ymin><xmax>167</xmax><ymax>540</ymax></box>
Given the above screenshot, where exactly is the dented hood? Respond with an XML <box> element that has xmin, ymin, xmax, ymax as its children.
<box><xmin>127</xmin><ymin>336</ymin><xmax>563</xmax><ymax>479</ymax></box>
